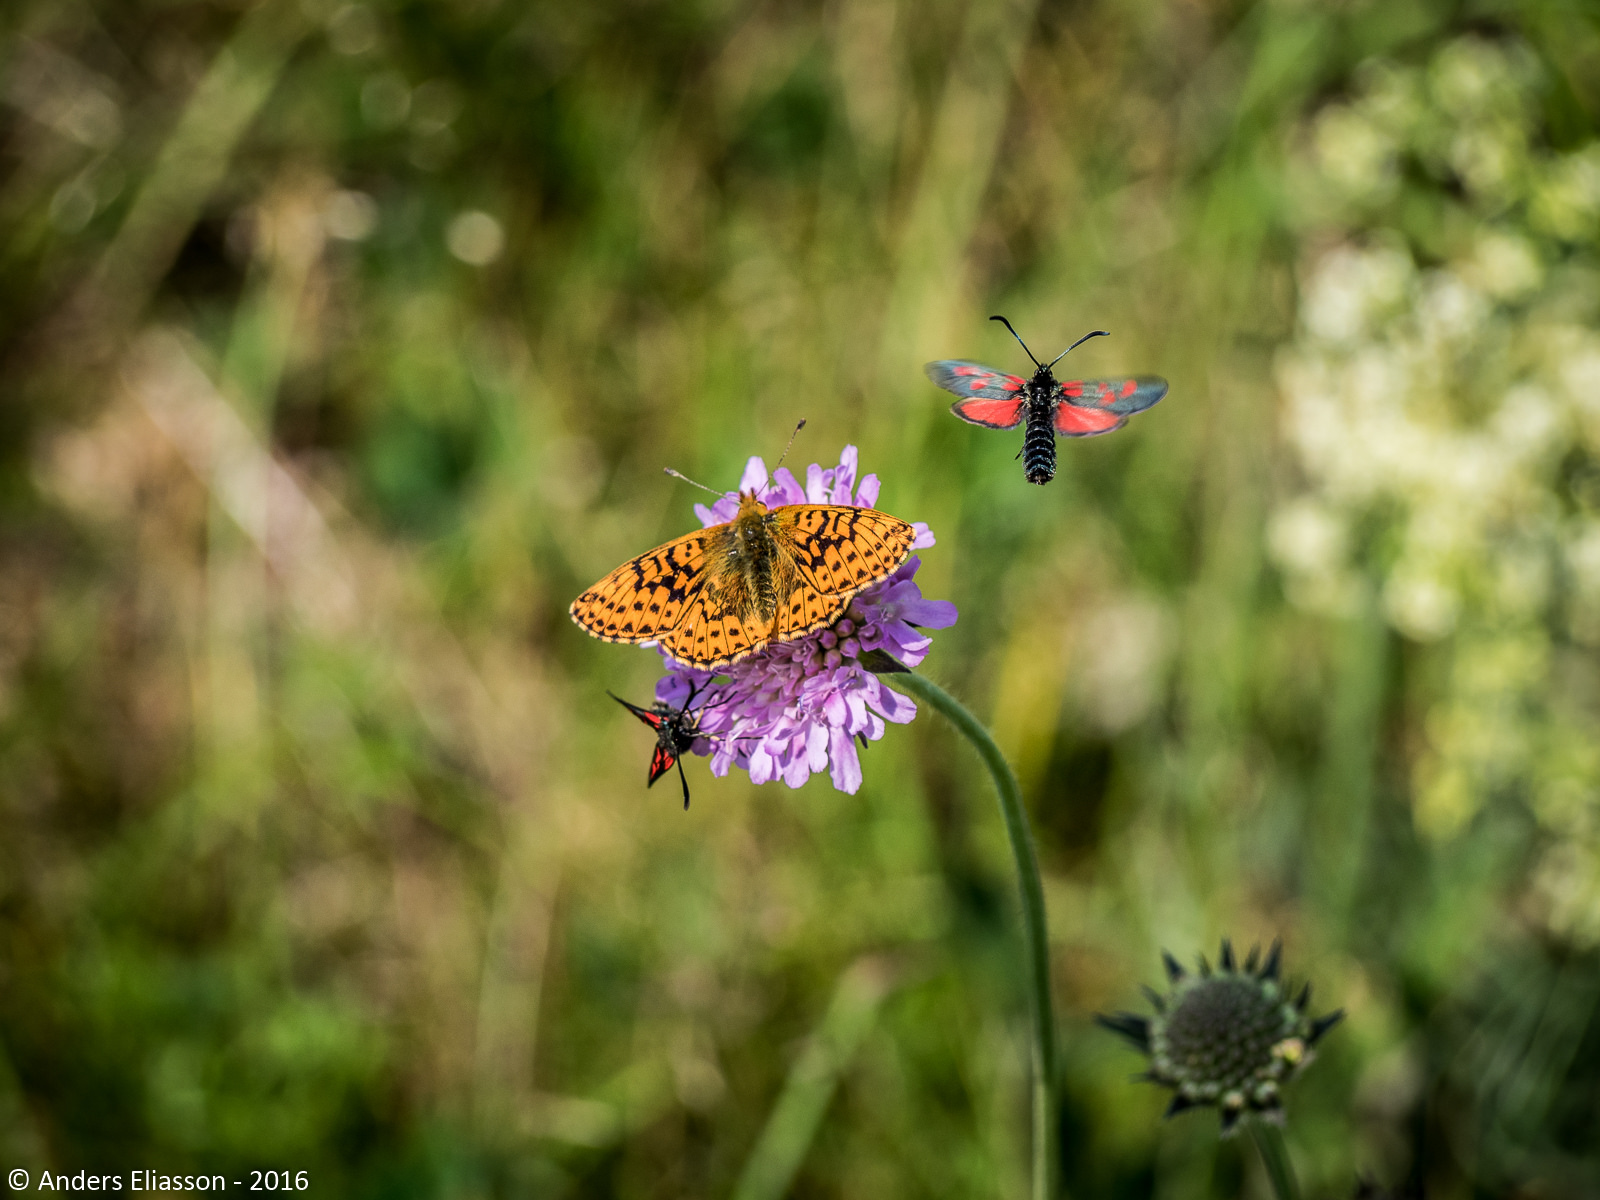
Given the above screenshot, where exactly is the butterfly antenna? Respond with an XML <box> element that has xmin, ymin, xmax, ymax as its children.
<box><xmin>1046</xmin><ymin>329</ymin><xmax>1110</xmax><ymax>370</ymax></box>
<box><xmin>990</xmin><ymin>315</ymin><xmax>1043</xmax><ymax>369</ymax></box>
<box><xmin>773</xmin><ymin>419</ymin><xmax>807</xmax><ymax>474</ymax></box>
<box><xmin>664</xmin><ymin>467</ymin><xmax>724</xmax><ymax>496</ymax></box>
<box><xmin>675</xmin><ymin>756</ymin><xmax>691</xmax><ymax>810</ymax></box>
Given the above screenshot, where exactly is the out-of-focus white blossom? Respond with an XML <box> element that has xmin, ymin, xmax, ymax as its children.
<box><xmin>1467</xmin><ymin>230</ymin><xmax>1542</xmax><ymax>300</ymax></box>
<box><xmin>1298</xmin><ymin>243</ymin><xmax>1413</xmax><ymax>344</ymax></box>
<box><xmin>1275</xmin><ymin>35</ymin><xmax>1600</xmax><ymax>944</ymax></box>
<box><xmin>1314</xmin><ymin>108</ymin><xmax>1399</xmax><ymax>201</ymax></box>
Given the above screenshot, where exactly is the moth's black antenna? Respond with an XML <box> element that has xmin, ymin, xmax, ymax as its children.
<box><xmin>664</xmin><ymin>467</ymin><xmax>723</xmax><ymax>496</ymax></box>
<box><xmin>990</xmin><ymin>315</ymin><xmax>1043</xmax><ymax>369</ymax></box>
<box><xmin>675</xmin><ymin>756</ymin><xmax>691</xmax><ymax>809</ymax></box>
<box><xmin>1047</xmin><ymin>329</ymin><xmax>1110</xmax><ymax>370</ymax></box>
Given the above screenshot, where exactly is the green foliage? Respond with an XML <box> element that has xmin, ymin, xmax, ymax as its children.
<box><xmin>3</xmin><ymin>0</ymin><xmax>1600</xmax><ymax>1196</ymax></box>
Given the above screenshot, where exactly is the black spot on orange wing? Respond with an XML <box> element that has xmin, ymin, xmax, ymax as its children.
<box><xmin>778</xmin><ymin>506</ymin><xmax>915</xmax><ymax>596</ymax></box>
<box><xmin>658</xmin><ymin>593</ymin><xmax>770</xmax><ymax>669</ymax></box>
<box><xmin>570</xmin><ymin>530</ymin><xmax>711</xmax><ymax>645</ymax></box>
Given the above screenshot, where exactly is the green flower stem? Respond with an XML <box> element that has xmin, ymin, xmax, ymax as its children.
<box><xmin>1249</xmin><ymin>1120</ymin><xmax>1301</xmax><ymax>1200</ymax></box>
<box><xmin>890</xmin><ymin>673</ymin><xmax>1057</xmax><ymax>1200</ymax></box>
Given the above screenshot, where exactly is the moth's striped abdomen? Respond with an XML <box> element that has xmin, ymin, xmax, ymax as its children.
<box><xmin>1022</xmin><ymin>405</ymin><xmax>1057</xmax><ymax>485</ymax></box>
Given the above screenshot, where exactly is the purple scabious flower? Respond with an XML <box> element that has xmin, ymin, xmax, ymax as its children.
<box><xmin>654</xmin><ymin>446</ymin><xmax>957</xmax><ymax>794</ymax></box>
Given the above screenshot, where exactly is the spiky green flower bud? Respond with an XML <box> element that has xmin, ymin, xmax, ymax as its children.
<box><xmin>1097</xmin><ymin>940</ymin><xmax>1343</xmax><ymax>1134</ymax></box>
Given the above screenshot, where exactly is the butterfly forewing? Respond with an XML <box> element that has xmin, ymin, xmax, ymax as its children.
<box><xmin>767</xmin><ymin>506</ymin><xmax>915</xmax><ymax>641</ymax></box>
<box><xmin>779</xmin><ymin>506</ymin><xmax>915</xmax><ymax>594</ymax></box>
<box><xmin>571</xmin><ymin>531</ymin><xmax>711</xmax><ymax>644</ymax></box>
<box><xmin>1061</xmin><ymin>375</ymin><xmax>1168</xmax><ymax>416</ymax></box>
<box><xmin>924</xmin><ymin>360</ymin><xmax>1028</xmax><ymax>401</ymax></box>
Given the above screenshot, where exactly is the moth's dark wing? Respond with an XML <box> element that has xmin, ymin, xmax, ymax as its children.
<box><xmin>648</xmin><ymin>744</ymin><xmax>677</xmax><ymax>786</ymax></box>
<box><xmin>610</xmin><ymin>691</ymin><xmax>664</xmax><ymax>729</ymax></box>
<box><xmin>950</xmin><ymin>396</ymin><xmax>1027</xmax><ymax>430</ymax></box>
<box><xmin>925</xmin><ymin>360</ymin><xmax>1028</xmax><ymax>401</ymax></box>
<box><xmin>1059</xmin><ymin>376</ymin><xmax>1168</xmax><ymax>416</ymax></box>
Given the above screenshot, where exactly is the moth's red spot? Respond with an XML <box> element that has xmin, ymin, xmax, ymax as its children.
<box><xmin>952</xmin><ymin>397</ymin><xmax>1026</xmax><ymax>428</ymax></box>
<box><xmin>1120</xmin><ymin>379</ymin><xmax>1136</xmax><ymax>397</ymax></box>
<box><xmin>1054</xmin><ymin>404</ymin><xmax>1121</xmax><ymax>435</ymax></box>
<box><xmin>1060</xmin><ymin>381</ymin><xmax>1084</xmax><ymax>398</ymax></box>
<box><xmin>1000</xmin><ymin>377</ymin><xmax>1021</xmax><ymax>391</ymax></box>
<box><xmin>954</xmin><ymin>365</ymin><xmax>981</xmax><ymax>376</ymax></box>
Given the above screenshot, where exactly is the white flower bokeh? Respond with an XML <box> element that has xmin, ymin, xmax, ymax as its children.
<box><xmin>1274</xmin><ymin>35</ymin><xmax>1600</xmax><ymax>942</ymax></box>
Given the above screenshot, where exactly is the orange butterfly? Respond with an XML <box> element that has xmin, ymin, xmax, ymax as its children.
<box><xmin>570</xmin><ymin>490</ymin><xmax>916</xmax><ymax>669</ymax></box>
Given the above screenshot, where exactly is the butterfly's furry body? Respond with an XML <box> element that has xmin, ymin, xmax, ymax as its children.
<box><xmin>702</xmin><ymin>499</ymin><xmax>797</xmax><ymax>626</ymax></box>
<box><xmin>571</xmin><ymin>491</ymin><xmax>915</xmax><ymax>669</ymax></box>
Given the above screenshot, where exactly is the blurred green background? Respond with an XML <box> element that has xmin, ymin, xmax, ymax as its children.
<box><xmin>4</xmin><ymin>0</ymin><xmax>1600</xmax><ymax>1195</ymax></box>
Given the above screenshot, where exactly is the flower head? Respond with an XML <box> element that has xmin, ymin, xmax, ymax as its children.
<box><xmin>1097</xmin><ymin>940</ymin><xmax>1344</xmax><ymax>1134</ymax></box>
<box><xmin>655</xmin><ymin>445</ymin><xmax>957</xmax><ymax>794</ymax></box>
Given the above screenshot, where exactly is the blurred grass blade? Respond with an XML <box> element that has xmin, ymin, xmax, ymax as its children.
<box><xmin>731</xmin><ymin>956</ymin><xmax>897</xmax><ymax>1200</ymax></box>
<box><xmin>870</xmin><ymin>0</ymin><xmax>1040</xmax><ymax>467</ymax></box>
<box><xmin>77</xmin><ymin>0</ymin><xmax>307</xmax><ymax>346</ymax></box>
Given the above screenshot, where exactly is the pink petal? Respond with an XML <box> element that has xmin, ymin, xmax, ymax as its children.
<box><xmin>739</xmin><ymin>456</ymin><xmax>768</xmax><ymax>493</ymax></box>
<box><xmin>823</xmin><ymin>690</ymin><xmax>849</xmax><ymax>725</ymax></box>
<box><xmin>866</xmin><ymin>682</ymin><xmax>917</xmax><ymax>724</ymax></box>
<box><xmin>805</xmin><ymin>463</ymin><xmax>828</xmax><ymax>503</ymax></box>
<box><xmin>806</xmin><ymin>723</ymin><xmax>830</xmax><ymax>771</ymax></box>
<box><xmin>901</xmin><ymin>597</ymin><xmax>958</xmax><ymax>629</ymax></box>
<box><xmin>831</xmin><ymin>446</ymin><xmax>859</xmax><ymax>504</ymax></box>
<box><xmin>749</xmin><ymin>744</ymin><xmax>776</xmax><ymax>785</ymax></box>
<box><xmin>828</xmin><ymin>726</ymin><xmax>863</xmax><ymax>793</ymax></box>
<box><xmin>770</xmin><ymin>467</ymin><xmax>806</xmax><ymax>505</ymax></box>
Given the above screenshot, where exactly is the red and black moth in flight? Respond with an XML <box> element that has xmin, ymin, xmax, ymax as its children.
<box><xmin>610</xmin><ymin>681</ymin><xmax>724</xmax><ymax>809</ymax></box>
<box><xmin>926</xmin><ymin>316</ymin><xmax>1168</xmax><ymax>485</ymax></box>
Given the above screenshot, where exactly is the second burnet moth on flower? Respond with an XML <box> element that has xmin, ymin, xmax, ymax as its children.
<box><xmin>609</xmin><ymin>679</ymin><xmax>730</xmax><ymax>810</ymax></box>
<box><xmin>926</xmin><ymin>316</ymin><xmax>1168</xmax><ymax>485</ymax></box>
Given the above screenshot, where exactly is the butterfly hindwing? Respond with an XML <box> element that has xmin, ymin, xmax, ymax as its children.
<box><xmin>950</xmin><ymin>396</ymin><xmax>1027</xmax><ymax>430</ymax></box>
<box><xmin>659</xmin><ymin>592</ymin><xmax>768</xmax><ymax>668</ymax></box>
<box><xmin>925</xmin><ymin>360</ymin><xmax>1028</xmax><ymax>401</ymax></box>
<box><xmin>1053</xmin><ymin>404</ymin><xmax>1127</xmax><ymax>437</ymax></box>
<box><xmin>648</xmin><ymin>744</ymin><xmax>676</xmax><ymax>786</ymax></box>
<box><xmin>1060</xmin><ymin>376</ymin><xmax>1169</xmax><ymax>416</ymax></box>
<box><xmin>571</xmin><ymin>531</ymin><xmax>710</xmax><ymax>644</ymax></box>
